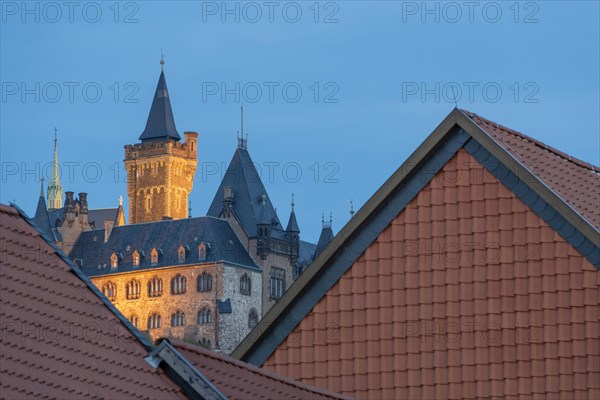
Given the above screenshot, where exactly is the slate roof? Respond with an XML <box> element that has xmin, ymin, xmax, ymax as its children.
<box><xmin>286</xmin><ymin>208</ymin><xmax>300</xmax><ymax>233</ymax></box>
<box><xmin>169</xmin><ymin>339</ymin><xmax>351</xmax><ymax>400</ymax></box>
<box><xmin>232</xmin><ymin>108</ymin><xmax>600</xmax><ymax>373</ymax></box>
<box><xmin>0</xmin><ymin>204</ymin><xmax>186</xmax><ymax>399</ymax></box>
<box><xmin>207</xmin><ymin>147</ymin><xmax>285</xmax><ymax>239</ymax></box>
<box><xmin>462</xmin><ymin>110</ymin><xmax>600</xmax><ymax>229</ymax></box>
<box><xmin>71</xmin><ymin>216</ymin><xmax>259</xmax><ymax>277</ymax></box>
<box><xmin>314</xmin><ymin>225</ymin><xmax>334</xmax><ymax>258</ymax></box>
<box><xmin>139</xmin><ymin>70</ymin><xmax>181</xmax><ymax>142</ymax></box>
<box><xmin>299</xmin><ymin>240</ymin><xmax>317</xmax><ymax>266</ymax></box>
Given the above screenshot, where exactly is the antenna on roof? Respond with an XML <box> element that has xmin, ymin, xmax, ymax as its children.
<box><xmin>160</xmin><ymin>48</ymin><xmax>165</xmax><ymax>71</ymax></box>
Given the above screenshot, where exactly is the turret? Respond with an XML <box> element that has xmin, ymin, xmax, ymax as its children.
<box><xmin>256</xmin><ymin>192</ymin><xmax>271</xmax><ymax>260</ymax></box>
<box><xmin>286</xmin><ymin>194</ymin><xmax>300</xmax><ymax>275</ymax></box>
<box><xmin>314</xmin><ymin>213</ymin><xmax>334</xmax><ymax>259</ymax></box>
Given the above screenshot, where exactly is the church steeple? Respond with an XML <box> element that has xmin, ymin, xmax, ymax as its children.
<box><xmin>139</xmin><ymin>56</ymin><xmax>181</xmax><ymax>143</ymax></box>
<box><xmin>47</xmin><ymin>128</ymin><xmax>63</xmax><ymax>209</ymax></box>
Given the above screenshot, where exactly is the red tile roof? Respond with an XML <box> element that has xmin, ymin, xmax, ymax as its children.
<box><xmin>462</xmin><ymin>110</ymin><xmax>600</xmax><ymax>229</ymax></box>
<box><xmin>170</xmin><ymin>339</ymin><xmax>352</xmax><ymax>400</ymax></box>
<box><xmin>0</xmin><ymin>204</ymin><xmax>185</xmax><ymax>399</ymax></box>
<box><xmin>263</xmin><ymin>150</ymin><xmax>600</xmax><ymax>399</ymax></box>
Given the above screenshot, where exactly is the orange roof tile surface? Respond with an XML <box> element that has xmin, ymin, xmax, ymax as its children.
<box><xmin>463</xmin><ymin>110</ymin><xmax>600</xmax><ymax>229</ymax></box>
<box><xmin>263</xmin><ymin>150</ymin><xmax>600</xmax><ymax>400</ymax></box>
<box><xmin>0</xmin><ymin>204</ymin><xmax>185</xmax><ymax>400</ymax></box>
<box><xmin>171</xmin><ymin>339</ymin><xmax>352</xmax><ymax>400</ymax></box>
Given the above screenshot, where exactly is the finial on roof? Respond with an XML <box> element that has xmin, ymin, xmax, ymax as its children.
<box><xmin>188</xmin><ymin>199</ymin><xmax>192</xmax><ymax>218</ymax></box>
<box><xmin>291</xmin><ymin>193</ymin><xmax>295</xmax><ymax>211</ymax></box>
<box><xmin>40</xmin><ymin>177</ymin><xmax>44</xmax><ymax>197</ymax></box>
<box><xmin>160</xmin><ymin>49</ymin><xmax>165</xmax><ymax>71</ymax></box>
<box><xmin>330</xmin><ymin>212</ymin><xmax>333</xmax><ymax>224</ymax></box>
<box><xmin>349</xmin><ymin>199</ymin><xmax>355</xmax><ymax>217</ymax></box>
<box><xmin>54</xmin><ymin>127</ymin><xmax>58</xmax><ymax>145</ymax></box>
<box><xmin>119</xmin><ymin>195</ymin><xmax>123</xmax><ymax>207</ymax></box>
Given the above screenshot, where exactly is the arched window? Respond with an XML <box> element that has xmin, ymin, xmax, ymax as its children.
<box><xmin>110</xmin><ymin>253</ymin><xmax>118</xmax><ymax>268</ymax></box>
<box><xmin>197</xmin><ymin>272</ymin><xmax>212</xmax><ymax>292</ymax></box>
<box><xmin>198</xmin><ymin>242</ymin><xmax>206</xmax><ymax>261</ymax></box>
<box><xmin>177</xmin><ymin>245</ymin><xmax>186</xmax><ymax>263</ymax></box>
<box><xmin>150</xmin><ymin>248</ymin><xmax>159</xmax><ymax>266</ymax></box>
<box><xmin>198</xmin><ymin>307</ymin><xmax>212</xmax><ymax>324</ymax></box>
<box><xmin>248</xmin><ymin>308</ymin><xmax>259</xmax><ymax>329</ymax></box>
<box><xmin>171</xmin><ymin>310</ymin><xmax>185</xmax><ymax>327</ymax></box>
<box><xmin>126</xmin><ymin>279</ymin><xmax>141</xmax><ymax>300</ymax></box>
<box><xmin>171</xmin><ymin>274</ymin><xmax>186</xmax><ymax>295</ymax></box>
<box><xmin>146</xmin><ymin>196</ymin><xmax>152</xmax><ymax>213</ymax></box>
<box><xmin>240</xmin><ymin>273</ymin><xmax>251</xmax><ymax>296</ymax></box>
<box><xmin>130</xmin><ymin>315</ymin><xmax>139</xmax><ymax>328</ymax></box>
<box><xmin>102</xmin><ymin>281</ymin><xmax>117</xmax><ymax>301</ymax></box>
<box><xmin>148</xmin><ymin>276</ymin><xmax>163</xmax><ymax>297</ymax></box>
<box><xmin>269</xmin><ymin>267</ymin><xmax>286</xmax><ymax>300</ymax></box>
<box><xmin>148</xmin><ymin>313</ymin><xmax>161</xmax><ymax>329</ymax></box>
<box><xmin>132</xmin><ymin>250</ymin><xmax>140</xmax><ymax>267</ymax></box>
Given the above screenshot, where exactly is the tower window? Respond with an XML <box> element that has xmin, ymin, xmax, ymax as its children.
<box><xmin>240</xmin><ymin>273</ymin><xmax>251</xmax><ymax>296</ymax></box>
<box><xmin>198</xmin><ymin>307</ymin><xmax>212</xmax><ymax>324</ymax></box>
<box><xmin>148</xmin><ymin>313</ymin><xmax>161</xmax><ymax>330</ymax></box>
<box><xmin>171</xmin><ymin>310</ymin><xmax>185</xmax><ymax>327</ymax></box>
<box><xmin>148</xmin><ymin>276</ymin><xmax>163</xmax><ymax>297</ymax></box>
<box><xmin>102</xmin><ymin>281</ymin><xmax>117</xmax><ymax>301</ymax></box>
<box><xmin>146</xmin><ymin>196</ymin><xmax>152</xmax><ymax>213</ymax></box>
<box><xmin>269</xmin><ymin>267</ymin><xmax>286</xmax><ymax>300</ymax></box>
<box><xmin>197</xmin><ymin>272</ymin><xmax>212</xmax><ymax>292</ymax></box>
<box><xmin>126</xmin><ymin>279</ymin><xmax>141</xmax><ymax>300</ymax></box>
<box><xmin>171</xmin><ymin>274</ymin><xmax>187</xmax><ymax>295</ymax></box>
<box><xmin>248</xmin><ymin>308</ymin><xmax>259</xmax><ymax>329</ymax></box>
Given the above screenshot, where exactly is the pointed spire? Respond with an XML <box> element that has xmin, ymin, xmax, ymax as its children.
<box><xmin>237</xmin><ymin>106</ymin><xmax>248</xmax><ymax>149</ymax></box>
<box><xmin>47</xmin><ymin>128</ymin><xmax>63</xmax><ymax>209</ymax></box>
<box><xmin>33</xmin><ymin>178</ymin><xmax>53</xmax><ymax>238</ymax></box>
<box><xmin>286</xmin><ymin>193</ymin><xmax>300</xmax><ymax>233</ymax></box>
<box><xmin>188</xmin><ymin>199</ymin><xmax>192</xmax><ymax>218</ymax></box>
<box><xmin>39</xmin><ymin>177</ymin><xmax>44</xmax><ymax>197</ymax></box>
<box><xmin>315</xmin><ymin>212</ymin><xmax>334</xmax><ymax>258</ymax></box>
<box><xmin>139</xmin><ymin>59</ymin><xmax>181</xmax><ymax>143</ymax></box>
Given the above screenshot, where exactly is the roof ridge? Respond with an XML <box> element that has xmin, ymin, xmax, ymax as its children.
<box><xmin>169</xmin><ymin>339</ymin><xmax>348</xmax><ymax>399</ymax></box>
<box><xmin>460</xmin><ymin>109</ymin><xmax>599</xmax><ymax>173</ymax></box>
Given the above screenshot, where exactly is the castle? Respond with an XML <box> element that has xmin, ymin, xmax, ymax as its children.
<box><xmin>33</xmin><ymin>61</ymin><xmax>334</xmax><ymax>353</ymax></box>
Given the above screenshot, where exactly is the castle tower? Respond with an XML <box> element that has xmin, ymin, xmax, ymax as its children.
<box><xmin>47</xmin><ymin>128</ymin><xmax>63</xmax><ymax>209</ymax></box>
<box><xmin>124</xmin><ymin>59</ymin><xmax>198</xmax><ymax>224</ymax></box>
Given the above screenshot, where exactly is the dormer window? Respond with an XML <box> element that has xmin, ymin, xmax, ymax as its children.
<box><xmin>150</xmin><ymin>248</ymin><xmax>159</xmax><ymax>266</ymax></box>
<box><xmin>178</xmin><ymin>245</ymin><xmax>186</xmax><ymax>263</ymax></box>
<box><xmin>110</xmin><ymin>253</ymin><xmax>118</xmax><ymax>269</ymax></box>
<box><xmin>132</xmin><ymin>250</ymin><xmax>140</xmax><ymax>267</ymax></box>
<box><xmin>198</xmin><ymin>242</ymin><xmax>207</xmax><ymax>261</ymax></box>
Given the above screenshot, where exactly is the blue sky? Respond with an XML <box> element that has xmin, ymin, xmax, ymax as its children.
<box><xmin>1</xmin><ymin>1</ymin><xmax>599</xmax><ymax>242</ymax></box>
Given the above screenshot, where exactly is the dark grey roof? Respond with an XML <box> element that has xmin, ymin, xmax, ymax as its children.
<box><xmin>286</xmin><ymin>209</ymin><xmax>300</xmax><ymax>233</ymax></box>
<box><xmin>139</xmin><ymin>71</ymin><xmax>181</xmax><ymax>142</ymax></box>
<box><xmin>71</xmin><ymin>216</ymin><xmax>259</xmax><ymax>277</ymax></box>
<box><xmin>298</xmin><ymin>240</ymin><xmax>316</xmax><ymax>266</ymax></box>
<box><xmin>33</xmin><ymin>195</ymin><xmax>54</xmax><ymax>240</ymax></box>
<box><xmin>314</xmin><ymin>226</ymin><xmax>334</xmax><ymax>258</ymax></box>
<box><xmin>207</xmin><ymin>148</ymin><xmax>284</xmax><ymax>238</ymax></box>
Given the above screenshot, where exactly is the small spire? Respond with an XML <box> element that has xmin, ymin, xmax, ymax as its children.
<box><xmin>291</xmin><ymin>193</ymin><xmax>295</xmax><ymax>211</ymax></box>
<box><xmin>160</xmin><ymin>49</ymin><xmax>165</xmax><ymax>71</ymax></box>
<box><xmin>188</xmin><ymin>199</ymin><xmax>192</xmax><ymax>218</ymax></box>
<box><xmin>330</xmin><ymin>212</ymin><xmax>333</xmax><ymax>225</ymax></box>
<box><xmin>40</xmin><ymin>177</ymin><xmax>44</xmax><ymax>197</ymax></box>
<box><xmin>237</xmin><ymin>106</ymin><xmax>247</xmax><ymax>149</ymax></box>
<box><xmin>119</xmin><ymin>195</ymin><xmax>123</xmax><ymax>207</ymax></box>
<box><xmin>349</xmin><ymin>199</ymin><xmax>355</xmax><ymax>217</ymax></box>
